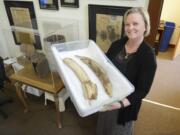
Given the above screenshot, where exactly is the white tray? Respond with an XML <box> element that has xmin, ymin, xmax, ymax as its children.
<box><xmin>51</xmin><ymin>40</ymin><xmax>134</xmax><ymax>117</ymax></box>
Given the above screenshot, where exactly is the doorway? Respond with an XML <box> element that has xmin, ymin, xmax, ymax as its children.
<box><xmin>147</xmin><ymin>0</ymin><xmax>180</xmax><ymax>60</ymax></box>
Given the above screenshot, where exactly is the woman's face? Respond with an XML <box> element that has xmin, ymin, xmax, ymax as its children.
<box><xmin>124</xmin><ymin>12</ymin><xmax>146</xmax><ymax>40</ymax></box>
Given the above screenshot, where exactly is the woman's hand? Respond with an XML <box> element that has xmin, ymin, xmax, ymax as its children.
<box><xmin>99</xmin><ymin>102</ymin><xmax>121</xmax><ymax>112</ymax></box>
<box><xmin>99</xmin><ymin>98</ymin><xmax>131</xmax><ymax>112</ymax></box>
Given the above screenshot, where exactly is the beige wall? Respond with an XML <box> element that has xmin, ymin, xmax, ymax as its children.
<box><xmin>173</xmin><ymin>36</ymin><xmax>180</xmax><ymax>59</ymax></box>
<box><xmin>160</xmin><ymin>0</ymin><xmax>180</xmax><ymax>45</ymax></box>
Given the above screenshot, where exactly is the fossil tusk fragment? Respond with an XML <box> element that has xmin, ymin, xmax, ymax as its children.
<box><xmin>63</xmin><ymin>58</ymin><xmax>97</xmax><ymax>100</ymax></box>
<box><xmin>76</xmin><ymin>56</ymin><xmax>112</xmax><ymax>97</ymax></box>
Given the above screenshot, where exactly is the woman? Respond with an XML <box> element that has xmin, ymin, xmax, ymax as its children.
<box><xmin>96</xmin><ymin>7</ymin><xmax>157</xmax><ymax>135</ymax></box>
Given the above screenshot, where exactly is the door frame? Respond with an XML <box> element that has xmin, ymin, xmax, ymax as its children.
<box><xmin>146</xmin><ymin>0</ymin><xmax>164</xmax><ymax>54</ymax></box>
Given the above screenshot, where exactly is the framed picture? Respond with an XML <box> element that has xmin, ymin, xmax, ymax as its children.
<box><xmin>61</xmin><ymin>0</ymin><xmax>79</xmax><ymax>8</ymax></box>
<box><xmin>11</xmin><ymin>31</ymin><xmax>42</xmax><ymax>50</ymax></box>
<box><xmin>4</xmin><ymin>1</ymin><xmax>37</xmax><ymax>29</ymax></box>
<box><xmin>39</xmin><ymin>0</ymin><xmax>59</xmax><ymax>10</ymax></box>
<box><xmin>88</xmin><ymin>4</ymin><xmax>131</xmax><ymax>52</ymax></box>
<box><xmin>4</xmin><ymin>1</ymin><xmax>42</xmax><ymax>49</ymax></box>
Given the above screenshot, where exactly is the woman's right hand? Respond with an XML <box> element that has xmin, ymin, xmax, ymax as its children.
<box><xmin>99</xmin><ymin>102</ymin><xmax>121</xmax><ymax>112</ymax></box>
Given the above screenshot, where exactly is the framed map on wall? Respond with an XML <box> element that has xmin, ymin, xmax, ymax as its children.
<box><xmin>88</xmin><ymin>4</ymin><xmax>131</xmax><ymax>52</ymax></box>
<box><xmin>4</xmin><ymin>1</ymin><xmax>42</xmax><ymax>49</ymax></box>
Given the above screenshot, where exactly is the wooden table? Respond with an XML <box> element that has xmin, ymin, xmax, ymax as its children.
<box><xmin>10</xmin><ymin>64</ymin><xmax>64</xmax><ymax>128</ymax></box>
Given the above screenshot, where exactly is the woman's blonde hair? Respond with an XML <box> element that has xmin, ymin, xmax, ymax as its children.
<box><xmin>124</xmin><ymin>7</ymin><xmax>150</xmax><ymax>37</ymax></box>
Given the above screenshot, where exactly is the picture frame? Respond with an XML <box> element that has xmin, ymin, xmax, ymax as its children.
<box><xmin>88</xmin><ymin>4</ymin><xmax>131</xmax><ymax>52</ymax></box>
<box><xmin>12</xmin><ymin>31</ymin><xmax>42</xmax><ymax>50</ymax></box>
<box><xmin>4</xmin><ymin>1</ymin><xmax>38</xmax><ymax>29</ymax></box>
<box><xmin>4</xmin><ymin>1</ymin><xmax>42</xmax><ymax>49</ymax></box>
<box><xmin>39</xmin><ymin>0</ymin><xmax>59</xmax><ymax>10</ymax></box>
<box><xmin>61</xmin><ymin>0</ymin><xmax>79</xmax><ymax>8</ymax></box>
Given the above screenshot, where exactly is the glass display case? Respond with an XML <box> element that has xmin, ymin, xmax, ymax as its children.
<box><xmin>42</xmin><ymin>18</ymin><xmax>79</xmax><ymax>87</ymax></box>
<box><xmin>3</xmin><ymin>17</ymin><xmax>79</xmax><ymax>90</ymax></box>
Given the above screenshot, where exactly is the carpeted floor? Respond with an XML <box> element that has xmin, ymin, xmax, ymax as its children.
<box><xmin>0</xmin><ymin>89</ymin><xmax>97</xmax><ymax>135</ymax></box>
<box><xmin>135</xmin><ymin>101</ymin><xmax>180</xmax><ymax>135</ymax></box>
<box><xmin>146</xmin><ymin>54</ymin><xmax>180</xmax><ymax>108</ymax></box>
<box><xmin>0</xmin><ymin>53</ymin><xmax>180</xmax><ymax>135</ymax></box>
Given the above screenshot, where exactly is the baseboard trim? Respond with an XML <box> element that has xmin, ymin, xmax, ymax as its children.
<box><xmin>143</xmin><ymin>99</ymin><xmax>180</xmax><ymax>111</ymax></box>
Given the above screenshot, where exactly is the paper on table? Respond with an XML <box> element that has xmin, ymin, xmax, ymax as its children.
<box><xmin>4</xmin><ymin>58</ymin><xmax>17</xmax><ymax>65</ymax></box>
<box><xmin>12</xmin><ymin>63</ymin><xmax>24</xmax><ymax>72</ymax></box>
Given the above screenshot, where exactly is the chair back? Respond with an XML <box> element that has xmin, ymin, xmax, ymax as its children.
<box><xmin>0</xmin><ymin>57</ymin><xmax>6</xmax><ymax>89</ymax></box>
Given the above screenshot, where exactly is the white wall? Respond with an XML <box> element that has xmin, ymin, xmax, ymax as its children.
<box><xmin>0</xmin><ymin>0</ymin><xmax>21</xmax><ymax>58</ymax></box>
<box><xmin>0</xmin><ymin>26</ymin><xmax>10</xmax><ymax>58</ymax></box>
<box><xmin>0</xmin><ymin>0</ymin><xmax>149</xmax><ymax>58</ymax></box>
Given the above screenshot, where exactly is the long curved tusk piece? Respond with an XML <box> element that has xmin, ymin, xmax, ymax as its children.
<box><xmin>63</xmin><ymin>58</ymin><xmax>97</xmax><ymax>100</ymax></box>
<box><xmin>76</xmin><ymin>56</ymin><xmax>112</xmax><ymax>97</ymax></box>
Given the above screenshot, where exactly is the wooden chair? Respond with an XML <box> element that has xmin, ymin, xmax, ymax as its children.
<box><xmin>0</xmin><ymin>56</ymin><xmax>12</xmax><ymax>119</ymax></box>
